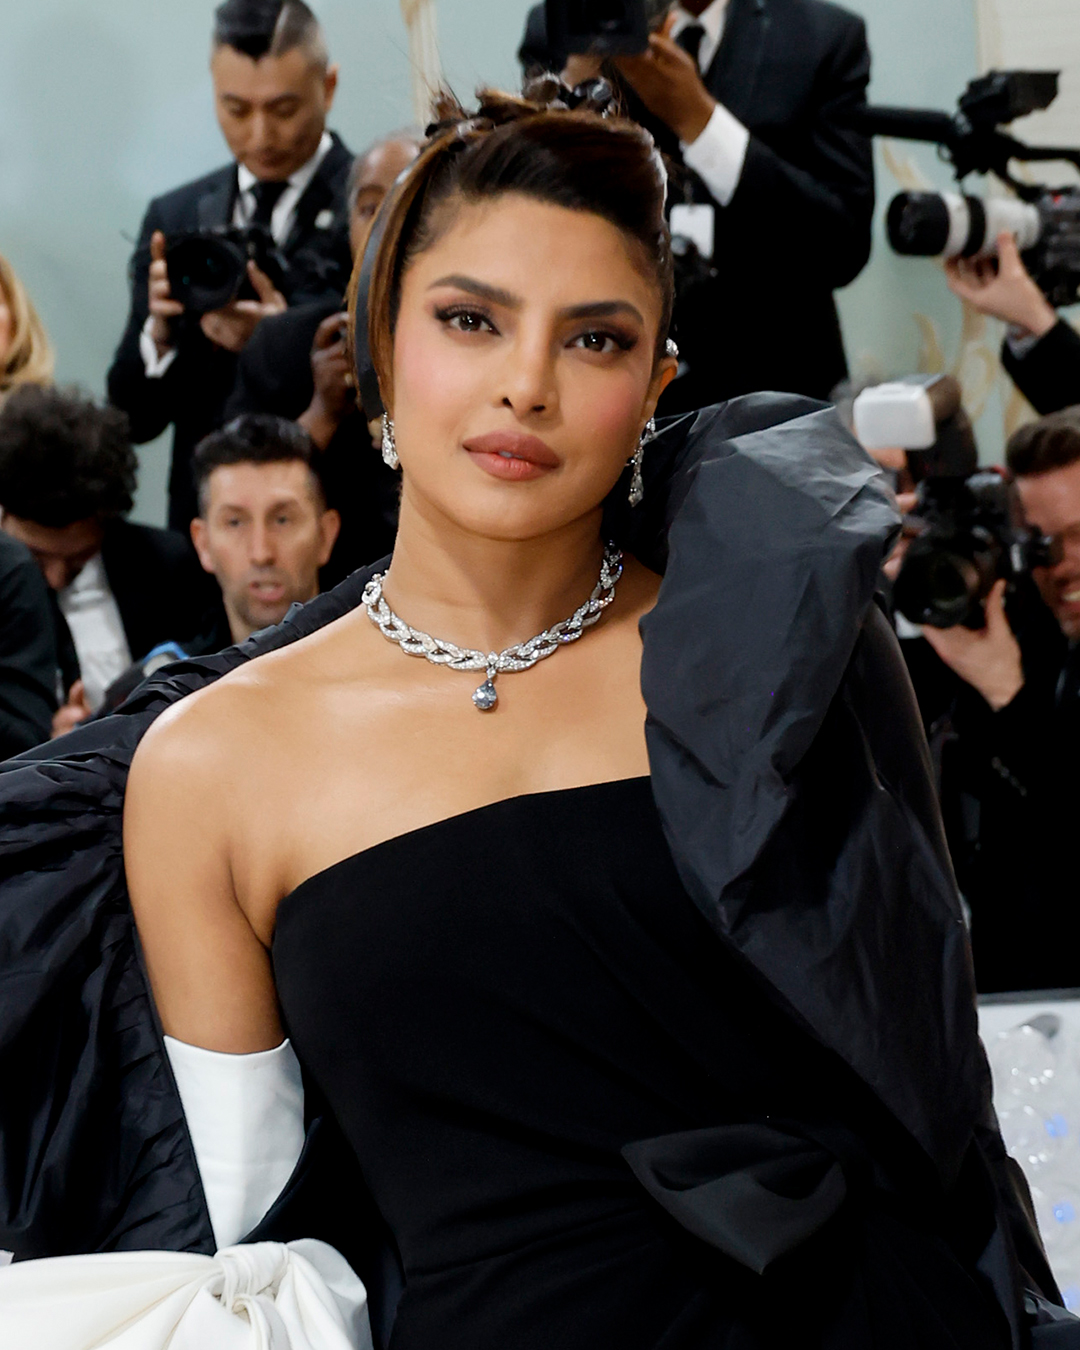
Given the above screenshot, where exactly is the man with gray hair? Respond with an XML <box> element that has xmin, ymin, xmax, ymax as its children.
<box><xmin>108</xmin><ymin>0</ymin><xmax>354</xmax><ymax>533</ymax></box>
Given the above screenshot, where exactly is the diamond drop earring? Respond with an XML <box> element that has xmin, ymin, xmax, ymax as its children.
<box><xmin>628</xmin><ymin>418</ymin><xmax>656</xmax><ymax>507</ymax></box>
<box><xmin>381</xmin><ymin>413</ymin><xmax>399</xmax><ymax>470</ymax></box>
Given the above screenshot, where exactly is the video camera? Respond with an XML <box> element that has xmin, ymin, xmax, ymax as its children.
<box><xmin>165</xmin><ymin>225</ymin><xmax>289</xmax><ymax>315</ymax></box>
<box><xmin>543</xmin><ymin>0</ymin><xmax>670</xmax><ymax>58</ymax></box>
<box><xmin>854</xmin><ymin>72</ymin><xmax>1080</xmax><ymax>308</ymax></box>
<box><xmin>854</xmin><ymin>376</ymin><xmax>1054</xmax><ymax>628</ymax></box>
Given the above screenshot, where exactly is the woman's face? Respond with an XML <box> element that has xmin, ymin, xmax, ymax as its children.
<box><xmin>0</xmin><ymin>278</ymin><xmax>12</xmax><ymax>369</ymax></box>
<box><xmin>390</xmin><ymin>192</ymin><xmax>675</xmax><ymax>542</ymax></box>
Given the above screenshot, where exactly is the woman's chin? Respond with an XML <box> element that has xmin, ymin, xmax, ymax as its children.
<box><xmin>401</xmin><ymin>480</ymin><xmax>609</xmax><ymax>544</ymax></box>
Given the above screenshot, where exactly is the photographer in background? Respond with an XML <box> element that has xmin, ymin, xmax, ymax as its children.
<box><xmin>225</xmin><ymin>130</ymin><xmax>421</xmax><ymax>583</ymax></box>
<box><xmin>901</xmin><ymin>409</ymin><xmax>1080</xmax><ymax>992</ymax></box>
<box><xmin>0</xmin><ymin>386</ymin><xmax>207</xmax><ymax>735</ymax></box>
<box><xmin>521</xmin><ymin>0</ymin><xmax>875</xmax><ymax>407</ymax></box>
<box><xmin>107</xmin><ymin>0</ymin><xmax>353</xmax><ymax>533</ymax></box>
<box><xmin>946</xmin><ymin>230</ymin><xmax>1080</xmax><ymax>415</ymax></box>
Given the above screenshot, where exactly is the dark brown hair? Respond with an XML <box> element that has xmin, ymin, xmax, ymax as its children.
<box><xmin>0</xmin><ymin>384</ymin><xmax>134</xmax><ymax>527</ymax></box>
<box><xmin>363</xmin><ymin>87</ymin><xmax>674</xmax><ymax>402</ymax></box>
<box><xmin>213</xmin><ymin>0</ymin><xmax>326</xmax><ymax>67</ymax></box>
<box><xmin>192</xmin><ymin>413</ymin><xmax>326</xmax><ymax>515</ymax></box>
<box><xmin>1007</xmin><ymin>406</ymin><xmax>1080</xmax><ymax>478</ymax></box>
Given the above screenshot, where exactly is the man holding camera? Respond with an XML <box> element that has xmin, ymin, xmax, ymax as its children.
<box><xmin>946</xmin><ymin>230</ymin><xmax>1080</xmax><ymax>416</ymax></box>
<box><xmin>224</xmin><ymin>131</ymin><xmax>421</xmax><ymax>584</ymax></box>
<box><xmin>107</xmin><ymin>0</ymin><xmax>353</xmax><ymax>533</ymax></box>
<box><xmin>904</xmin><ymin>412</ymin><xmax>1080</xmax><ymax>992</ymax></box>
<box><xmin>523</xmin><ymin>0</ymin><xmax>875</xmax><ymax>407</ymax></box>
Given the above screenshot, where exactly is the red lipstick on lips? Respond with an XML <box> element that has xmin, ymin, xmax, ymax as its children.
<box><xmin>463</xmin><ymin>431</ymin><xmax>559</xmax><ymax>482</ymax></box>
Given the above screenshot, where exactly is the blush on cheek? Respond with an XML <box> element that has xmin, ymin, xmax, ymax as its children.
<box><xmin>391</xmin><ymin>315</ymin><xmax>479</xmax><ymax>442</ymax></box>
<box><xmin>572</xmin><ymin>381</ymin><xmax>643</xmax><ymax>457</ymax></box>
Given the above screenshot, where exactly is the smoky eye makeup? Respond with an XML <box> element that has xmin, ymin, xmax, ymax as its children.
<box><xmin>432</xmin><ymin>303</ymin><xmax>498</xmax><ymax>334</ymax></box>
<box><xmin>570</xmin><ymin>327</ymin><xmax>638</xmax><ymax>354</ymax></box>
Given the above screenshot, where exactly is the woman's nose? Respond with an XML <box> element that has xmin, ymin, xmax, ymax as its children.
<box><xmin>498</xmin><ymin>335</ymin><xmax>557</xmax><ymax>417</ymax></box>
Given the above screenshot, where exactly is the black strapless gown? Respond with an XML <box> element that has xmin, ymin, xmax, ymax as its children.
<box><xmin>273</xmin><ymin>778</ymin><xmax>1007</xmax><ymax>1349</ymax></box>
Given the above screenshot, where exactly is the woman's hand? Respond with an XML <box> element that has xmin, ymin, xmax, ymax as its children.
<box><xmin>945</xmin><ymin>231</ymin><xmax>1058</xmax><ymax>339</ymax></box>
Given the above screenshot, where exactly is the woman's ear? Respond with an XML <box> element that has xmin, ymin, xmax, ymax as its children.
<box><xmin>644</xmin><ymin>354</ymin><xmax>679</xmax><ymax>422</ymax></box>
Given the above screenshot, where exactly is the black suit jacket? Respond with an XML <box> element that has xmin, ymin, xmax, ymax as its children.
<box><xmin>51</xmin><ymin>520</ymin><xmax>211</xmax><ymax>692</ymax></box>
<box><xmin>1001</xmin><ymin>318</ymin><xmax>1080</xmax><ymax>415</ymax></box>
<box><xmin>665</xmin><ymin>0</ymin><xmax>874</xmax><ymax>408</ymax></box>
<box><xmin>0</xmin><ymin>533</ymin><xmax>57</xmax><ymax>759</ymax></box>
<box><xmin>107</xmin><ymin>134</ymin><xmax>354</xmax><ymax>531</ymax></box>
<box><xmin>101</xmin><ymin>519</ymin><xmax>211</xmax><ymax>662</ymax></box>
<box><xmin>225</xmin><ymin>299</ymin><xmax>400</xmax><ymax>585</ymax></box>
<box><xmin>521</xmin><ymin>0</ymin><xmax>874</xmax><ymax>407</ymax></box>
<box><xmin>901</xmin><ymin>583</ymin><xmax>1080</xmax><ymax>994</ymax></box>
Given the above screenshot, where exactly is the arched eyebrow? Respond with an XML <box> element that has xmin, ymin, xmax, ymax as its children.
<box><xmin>429</xmin><ymin>274</ymin><xmax>644</xmax><ymax>326</ymax></box>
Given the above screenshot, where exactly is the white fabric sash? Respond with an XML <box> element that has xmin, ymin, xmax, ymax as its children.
<box><xmin>0</xmin><ymin>1239</ymin><xmax>372</xmax><ymax>1350</ymax></box>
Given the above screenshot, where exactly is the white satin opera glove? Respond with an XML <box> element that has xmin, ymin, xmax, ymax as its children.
<box><xmin>164</xmin><ymin>1035</ymin><xmax>306</xmax><ymax>1248</ymax></box>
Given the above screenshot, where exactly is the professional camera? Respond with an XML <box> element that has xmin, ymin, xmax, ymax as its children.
<box><xmin>165</xmin><ymin>225</ymin><xmax>288</xmax><ymax>314</ymax></box>
<box><xmin>544</xmin><ymin>0</ymin><xmax>669</xmax><ymax>57</ymax></box>
<box><xmin>893</xmin><ymin>472</ymin><xmax>1054</xmax><ymax>629</ymax></box>
<box><xmin>855</xmin><ymin>71</ymin><xmax>1080</xmax><ymax>307</ymax></box>
<box><xmin>854</xmin><ymin>375</ymin><xmax>1054</xmax><ymax>628</ymax></box>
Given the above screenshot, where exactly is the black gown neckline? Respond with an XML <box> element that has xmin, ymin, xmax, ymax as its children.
<box><xmin>275</xmin><ymin>774</ymin><xmax>653</xmax><ymax>930</ymax></box>
<box><xmin>271</xmin><ymin>773</ymin><xmax>1002</xmax><ymax>1350</ymax></box>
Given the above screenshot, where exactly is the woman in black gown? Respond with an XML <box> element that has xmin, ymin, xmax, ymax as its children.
<box><xmin>2</xmin><ymin>86</ymin><xmax>1067</xmax><ymax>1345</ymax></box>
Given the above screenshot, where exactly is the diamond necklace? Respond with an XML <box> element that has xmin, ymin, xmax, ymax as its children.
<box><xmin>361</xmin><ymin>543</ymin><xmax>624</xmax><ymax>712</ymax></box>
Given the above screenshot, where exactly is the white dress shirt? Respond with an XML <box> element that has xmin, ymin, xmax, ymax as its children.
<box><xmin>233</xmin><ymin>130</ymin><xmax>334</xmax><ymax>243</ymax></box>
<box><xmin>140</xmin><ymin>131</ymin><xmax>334</xmax><ymax>377</ymax></box>
<box><xmin>669</xmin><ymin>0</ymin><xmax>751</xmax><ymax>210</ymax></box>
<box><xmin>56</xmin><ymin>552</ymin><xmax>132</xmax><ymax>713</ymax></box>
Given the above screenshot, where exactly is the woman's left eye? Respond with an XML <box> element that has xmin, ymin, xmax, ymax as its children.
<box><xmin>571</xmin><ymin>331</ymin><xmax>631</xmax><ymax>355</ymax></box>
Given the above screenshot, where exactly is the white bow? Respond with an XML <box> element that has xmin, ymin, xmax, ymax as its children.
<box><xmin>0</xmin><ymin>1240</ymin><xmax>372</xmax><ymax>1350</ymax></box>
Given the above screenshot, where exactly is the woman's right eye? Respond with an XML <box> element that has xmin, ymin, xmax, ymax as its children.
<box><xmin>436</xmin><ymin>307</ymin><xmax>496</xmax><ymax>335</ymax></box>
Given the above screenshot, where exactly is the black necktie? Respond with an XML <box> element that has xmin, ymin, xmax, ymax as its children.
<box><xmin>676</xmin><ymin>21</ymin><xmax>707</xmax><ymax>70</ymax></box>
<box><xmin>249</xmin><ymin>178</ymin><xmax>289</xmax><ymax>230</ymax></box>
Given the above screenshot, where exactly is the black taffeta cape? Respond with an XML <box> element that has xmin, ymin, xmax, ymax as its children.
<box><xmin>0</xmin><ymin>393</ymin><xmax>1069</xmax><ymax>1346</ymax></box>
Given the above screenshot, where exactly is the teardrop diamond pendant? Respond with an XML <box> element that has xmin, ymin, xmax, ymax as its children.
<box><xmin>472</xmin><ymin>677</ymin><xmax>498</xmax><ymax>712</ymax></box>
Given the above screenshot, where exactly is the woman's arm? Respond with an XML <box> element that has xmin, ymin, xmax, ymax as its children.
<box><xmin>125</xmin><ymin>691</ymin><xmax>304</xmax><ymax>1246</ymax></box>
<box><xmin>124</xmin><ymin>690</ymin><xmax>282</xmax><ymax>1053</ymax></box>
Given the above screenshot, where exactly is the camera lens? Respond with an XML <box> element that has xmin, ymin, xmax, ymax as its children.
<box><xmin>894</xmin><ymin>542</ymin><xmax>984</xmax><ymax>628</ymax></box>
<box><xmin>166</xmin><ymin>235</ymin><xmax>248</xmax><ymax>313</ymax></box>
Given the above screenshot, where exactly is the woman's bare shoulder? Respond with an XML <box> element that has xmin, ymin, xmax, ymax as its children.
<box><xmin>131</xmin><ymin>619</ymin><xmax>359</xmax><ymax>781</ymax></box>
<box><xmin>131</xmin><ymin>662</ymin><xmax>272</xmax><ymax>783</ymax></box>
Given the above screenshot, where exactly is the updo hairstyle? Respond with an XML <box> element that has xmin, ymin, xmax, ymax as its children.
<box><xmin>363</xmin><ymin>85</ymin><xmax>674</xmax><ymax>401</ymax></box>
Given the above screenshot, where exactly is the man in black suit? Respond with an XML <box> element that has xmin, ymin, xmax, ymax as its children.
<box><xmin>946</xmin><ymin>230</ymin><xmax>1080</xmax><ymax>415</ymax></box>
<box><xmin>0</xmin><ymin>386</ymin><xmax>209</xmax><ymax>735</ymax></box>
<box><xmin>899</xmin><ymin>411</ymin><xmax>1080</xmax><ymax>991</ymax></box>
<box><xmin>0</xmin><ymin>533</ymin><xmax>58</xmax><ymax>759</ymax></box>
<box><xmin>225</xmin><ymin>131</ymin><xmax>421</xmax><ymax>583</ymax></box>
<box><xmin>522</xmin><ymin>0</ymin><xmax>874</xmax><ymax>408</ymax></box>
<box><xmin>107</xmin><ymin>0</ymin><xmax>353</xmax><ymax>533</ymax></box>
